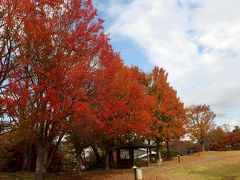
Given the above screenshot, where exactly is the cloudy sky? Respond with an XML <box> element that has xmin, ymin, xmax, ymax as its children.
<box><xmin>93</xmin><ymin>0</ymin><xmax>240</xmax><ymax>127</ymax></box>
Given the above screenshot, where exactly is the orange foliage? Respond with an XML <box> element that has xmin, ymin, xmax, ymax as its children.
<box><xmin>90</xmin><ymin>54</ymin><xmax>152</xmax><ymax>143</ymax></box>
<box><xmin>186</xmin><ymin>104</ymin><xmax>216</xmax><ymax>151</ymax></box>
<box><xmin>149</xmin><ymin>67</ymin><xmax>186</xmax><ymax>141</ymax></box>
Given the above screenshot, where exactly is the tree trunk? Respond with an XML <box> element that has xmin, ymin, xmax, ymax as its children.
<box><xmin>166</xmin><ymin>140</ymin><xmax>170</xmax><ymax>159</ymax></box>
<box><xmin>43</xmin><ymin>148</ymin><xmax>48</xmax><ymax>174</ymax></box>
<box><xmin>35</xmin><ymin>145</ymin><xmax>47</xmax><ymax>180</ymax></box>
<box><xmin>75</xmin><ymin>147</ymin><xmax>82</xmax><ymax>176</ymax></box>
<box><xmin>156</xmin><ymin>139</ymin><xmax>162</xmax><ymax>166</ymax></box>
<box><xmin>92</xmin><ymin>146</ymin><xmax>102</xmax><ymax>164</ymax></box>
<box><xmin>22</xmin><ymin>142</ymin><xmax>32</xmax><ymax>172</ymax></box>
<box><xmin>109</xmin><ymin>150</ymin><xmax>114</xmax><ymax>168</ymax></box>
<box><xmin>200</xmin><ymin>137</ymin><xmax>205</xmax><ymax>151</ymax></box>
<box><xmin>202</xmin><ymin>143</ymin><xmax>205</xmax><ymax>151</ymax></box>
<box><xmin>45</xmin><ymin>136</ymin><xmax>63</xmax><ymax>170</ymax></box>
<box><xmin>105</xmin><ymin>148</ymin><xmax>110</xmax><ymax>170</ymax></box>
<box><xmin>80</xmin><ymin>155</ymin><xmax>88</xmax><ymax>170</ymax></box>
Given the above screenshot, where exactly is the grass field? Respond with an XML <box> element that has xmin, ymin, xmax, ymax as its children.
<box><xmin>1</xmin><ymin>151</ymin><xmax>240</xmax><ymax>179</ymax></box>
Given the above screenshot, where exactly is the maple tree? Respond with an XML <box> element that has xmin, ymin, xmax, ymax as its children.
<box><xmin>148</xmin><ymin>67</ymin><xmax>186</xmax><ymax>160</ymax></box>
<box><xmin>89</xmin><ymin>53</ymin><xmax>152</xmax><ymax>170</ymax></box>
<box><xmin>65</xmin><ymin>38</ymin><xmax>117</xmax><ymax>173</ymax></box>
<box><xmin>2</xmin><ymin>0</ymin><xmax>109</xmax><ymax>179</ymax></box>
<box><xmin>186</xmin><ymin>104</ymin><xmax>216</xmax><ymax>151</ymax></box>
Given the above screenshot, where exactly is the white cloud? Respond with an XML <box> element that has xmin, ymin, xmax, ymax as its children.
<box><xmin>103</xmin><ymin>0</ymin><xmax>240</xmax><ymax>125</ymax></box>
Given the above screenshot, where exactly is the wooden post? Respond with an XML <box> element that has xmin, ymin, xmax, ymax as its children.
<box><xmin>132</xmin><ymin>166</ymin><xmax>142</xmax><ymax>180</ymax></box>
<box><xmin>177</xmin><ymin>155</ymin><xmax>180</xmax><ymax>163</ymax></box>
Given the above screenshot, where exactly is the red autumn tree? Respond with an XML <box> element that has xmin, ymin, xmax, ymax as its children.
<box><xmin>65</xmin><ymin>38</ymin><xmax>115</xmax><ymax>173</ymax></box>
<box><xmin>186</xmin><ymin>104</ymin><xmax>216</xmax><ymax>151</ymax></box>
<box><xmin>148</xmin><ymin>67</ymin><xmax>186</xmax><ymax>160</ymax></box>
<box><xmin>68</xmin><ymin>104</ymin><xmax>98</xmax><ymax>176</ymax></box>
<box><xmin>89</xmin><ymin>51</ymin><xmax>152</xmax><ymax>170</ymax></box>
<box><xmin>2</xmin><ymin>0</ymin><xmax>109</xmax><ymax>179</ymax></box>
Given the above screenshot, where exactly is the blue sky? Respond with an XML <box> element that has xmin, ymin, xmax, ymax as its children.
<box><xmin>93</xmin><ymin>0</ymin><xmax>240</xmax><ymax>128</ymax></box>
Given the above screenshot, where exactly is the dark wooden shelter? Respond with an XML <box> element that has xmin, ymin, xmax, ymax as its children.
<box><xmin>110</xmin><ymin>145</ymin><xmax>157</xmax><ymax>169</ymax></box>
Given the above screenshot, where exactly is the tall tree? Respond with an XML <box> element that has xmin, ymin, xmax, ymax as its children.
<box><xmin>2</xmin><ymin>0</ymin><xmax>109</xmax><ymax>179</ymax></box>
<box><xmin>90</xmin><ymin>55</ymin><xmax>152</xmax><ymax>170</ymax></box>
<box><xmin>148</xmin><ymin>67</ymin><xmax>185</xmax><ymax>161</ymax></box>
<box><xmin>186</xmin><ymin>104</ymin><xmax>216</xmax><ymax>151</ymax></box>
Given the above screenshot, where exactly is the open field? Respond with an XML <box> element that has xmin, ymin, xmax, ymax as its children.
<box><xmin>1</xmin><ymin>151</ymin><xmax>240</xmax><ymax>180</ymax></box>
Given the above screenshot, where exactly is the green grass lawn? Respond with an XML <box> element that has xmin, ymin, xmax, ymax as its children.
<box><xmin>144</xmin><ymin>151</ymin><xmax>240</xmax><ymax>180</ymax></box>
<box><xmin>1</xmin><ymin>151</ymin><xmax>240</xmax><ymax>179</ymax></box>
<box><xmin>185</xmin><ymin>151</ymin><xmax>240</xmax><ymax>179</ymax></box>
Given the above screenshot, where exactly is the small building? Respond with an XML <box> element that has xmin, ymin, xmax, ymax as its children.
<box><xmin>110</xmin><ymin>145</ymin><xmax>157</xmax><ymax>169</ymax></box>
